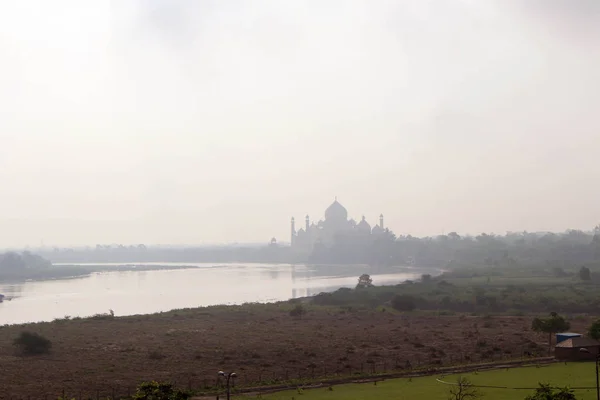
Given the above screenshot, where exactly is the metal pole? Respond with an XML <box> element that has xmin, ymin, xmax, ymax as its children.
<box><xmin>226</xmin><ymin>374</ymin><xmax>231</xmax><ymax>400</ymax></box>
<box><xmin>596</xmin><ymin>353</ymin><xmax>600</xmax><ymax>400</ymax></box>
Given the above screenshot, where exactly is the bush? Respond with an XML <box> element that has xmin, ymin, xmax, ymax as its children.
<box><xmin>13</xmin><ymin>331</ymin><xmax>52</xmax><ymax>355</ymax></box>
<box><xmin>90</xmin><ymin>309</ymin><xmax>115</xmax><ymax>320</ymax></box>
<box><xmin>289</xmin><ymin>304</ymin><xmax>306</xmax><ymax>317</ymax></box>
<box><xmin>391</xmin><ymin>294</ymin><xmax>417</xmax><ymax>311</ymax></box>
<box><xmin>525</xmin><ymin>383</ymin><xmax>576</xmax><ymax>400</ymax></box>
<box><xmin>133</xmin><ymin>381</ymin><xmax>191</xmax><ymax>400</ymax></box>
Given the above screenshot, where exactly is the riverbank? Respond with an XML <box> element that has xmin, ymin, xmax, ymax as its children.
<box><xmin>0</xmin><ymin>263</ymin><xmax>201</xmax><ymax>283</ymax></box>
<box><xmin>0</xmin><ymin>301</ymin><xmax>585</xmax><ymax>399</ymax></box>
<box><xmin>0</xmin><ymin>262</ymin><xmax>404</xmax><ymax>284</ymax></box>
<box><xmin>0</xmin><ymin>264</ymin><xmax>427</xmax><ymax>325</ymax></box>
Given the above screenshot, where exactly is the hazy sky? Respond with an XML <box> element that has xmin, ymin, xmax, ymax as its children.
<box><xmin>1</xmin><ymin>0</ymin><xmax>599</xmax><ymax>247</ymax></box>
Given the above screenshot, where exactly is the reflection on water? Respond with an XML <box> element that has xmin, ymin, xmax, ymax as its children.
<box><xmin>0</xmin><ymin>263</ymin><xmax>427</xmax><ymax>325</ymax></box>
<box><xmin>263</xmin><ymin>268</ymin><xmax>281</xmax><ymax>281</ymax></box>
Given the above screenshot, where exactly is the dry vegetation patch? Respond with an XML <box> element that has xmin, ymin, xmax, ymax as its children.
<box><xmin>0</xmin><ymin>306</ymin><xmax>593</xmax><ymax>399</ymax></box>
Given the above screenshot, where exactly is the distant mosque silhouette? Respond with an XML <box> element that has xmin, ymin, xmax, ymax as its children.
<box><xmin>290</xmin><ymin>198</ymin><xmax>389</xmax><ymax>253</ymax></box>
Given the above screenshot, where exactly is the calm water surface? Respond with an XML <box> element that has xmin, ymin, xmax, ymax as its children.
<box><xmin>0</xmin><ymin>263</ymin><xmax>426</xmax><ymax>325</ymax></box>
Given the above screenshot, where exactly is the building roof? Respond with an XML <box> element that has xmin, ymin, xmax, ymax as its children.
<box><xmin>556</xmin><ymin>337</ymin><xmax>600</xmax><ymax>348</ymax></box>
<box><xmin>557</xmin><ymin>332</ymin><xmax>582</xmax><ymax>338</ymax></box>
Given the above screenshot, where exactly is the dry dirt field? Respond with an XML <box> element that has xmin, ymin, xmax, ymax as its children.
<box><xmin>0</xmin><ymin>304</ymin><xmax>592</xmax><ymax>399</ymax></box>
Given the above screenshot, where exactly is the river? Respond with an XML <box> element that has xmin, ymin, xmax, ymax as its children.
<box><xmin>0</xmin><ymin>263</ymin><xmax>428</xmax><ymax>325</ymax></box>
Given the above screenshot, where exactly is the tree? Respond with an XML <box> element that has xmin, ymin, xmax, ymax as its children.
<box><xmin>13</xmin><ymin>331</ymin><xmax>52</xmax><ymax>355</ymax></box>
<box><xmin>524</xmin><ymin>383</ymin><xmax>577</xmax><ymax>400</ymax></box>
<box><xmin>448</xmin><ymin>377</ymin><xmax>480</xmax><ymax>400</ymax></box>
<box><xmin>579</xmin><ymin>266</ymin><xmax>591</xmax><ymax>281</ymax></box>
<box><xmin>532</xmin><ymin>313</ymin><xmax>571</xmax><ymax>354</ymax></box>
<box><xmin>593</xmin><ymin>234</ymin><xmax>600</xmax><ymax>260</ymax></box>
<box><xmin>589</xmin><ymin>319</ymin><xmax>600</xmax><ymax>340</ymax></box>
<box><xmin>356</xmin><ymin>274</ymin><xmax>373</xmax><ymax>289</ymax></box>
<box><xmin>448</xmin><ymin>232</ymin><xmax>461</xmax><ymax>240</ymax></box>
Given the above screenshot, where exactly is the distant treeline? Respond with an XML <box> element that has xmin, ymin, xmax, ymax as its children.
<box><xmin>0</xmin><ymin>251</ymin><xmax>55</xmax><ymax>281</ymax></box>
<box><xmin>313</xmin><ymin>228</ymin><xmax>600</xmax><ymax>268</ymax></box>
<box><xmin>0</xmin><ymin>251</ymin><xmax>51</xmax><ymax>271</ymax></box>
<box><xmin>24</xmin><ymin>227</ymin><xmax>600</xmax><ymax>269</ymax></box>
<box><xmin>36</xmin><ymin>244</ymin><xmax>292</xmax><ymax>265</ymax></box>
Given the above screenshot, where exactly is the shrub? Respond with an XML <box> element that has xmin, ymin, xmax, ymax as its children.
<box><xmin>13</xmin><ymin>331</ymin><xmax>52</xmax><ymax>355</ymax></box>
<box><xmin>525</xmin><ymin>383</ymin><xmax>576</xmax><ymax>400</ymax></box>
<box><xmin>391</xmin><ymin>294</ymin><xmax>417</xmax><ymax>311</ymax></box>
<box><xmin>90</xmin><ymin>309</ymin><xmax>115</xmax><ymax>320</ymax></box>
<box><xmin>133</xmin><ymin>381</ymin><xmax>191</xmax><ymax>400</ymax></box>
<box><xmin>289</xmin><ymin>304</ymin><xmax>306</xmax><ymax>317</ymax></box>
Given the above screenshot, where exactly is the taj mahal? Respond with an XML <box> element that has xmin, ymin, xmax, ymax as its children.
<box><xmin>290</xmin><ymin>198</ymin><xmax>390</xmax><ymax>253</ymax></box>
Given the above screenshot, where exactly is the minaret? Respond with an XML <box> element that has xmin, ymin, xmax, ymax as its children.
<box><xmin>305</xmin><ymin>215</ymin><xmax>310</xmax><ymax>232</ymax></box>
<box><xmin>291</xmin><ymin>217</ymin><xmax>296</xmax><ymax>245</ymax></box>
<box><xmin>380</xmin><ymin>214</ymin><xmax>384</xmax><ymax>230</ymax></box>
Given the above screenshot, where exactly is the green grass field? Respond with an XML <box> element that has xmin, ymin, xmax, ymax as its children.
<box><xmin>253</xmin><ymin>363</ymin><xmax>600</xmax><ymax>400</ymax></box>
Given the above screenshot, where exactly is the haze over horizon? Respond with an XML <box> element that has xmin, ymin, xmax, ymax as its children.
<box><xmin>1</xmin><ymin>0</ymin><xmax>599</xmax><ymax>247</ymax></box>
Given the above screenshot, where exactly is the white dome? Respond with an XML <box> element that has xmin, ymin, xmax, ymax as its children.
<box><xmin>325</xmin><ymin>199</ymin><xmax>348</xmax><ymax>221</ymax></box>
<box><xmin>357</xmin><ymin>216</ymin><xmax>371</xmax><ymax>233</ymax></box>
